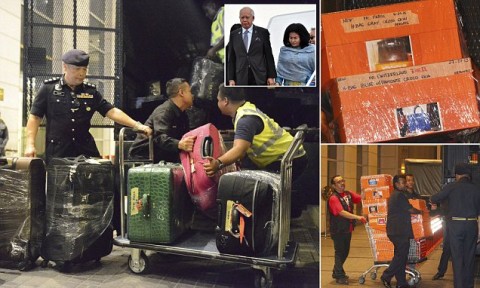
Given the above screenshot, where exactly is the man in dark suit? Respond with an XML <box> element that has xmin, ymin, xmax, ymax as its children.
<box><xmin>227</xmin><ymin>7</ymin><xmax>276</xmax><ymax>86</ymax></box>
<box><xmin>381</xmin><ymin>174</ymin><xmax>422</xmax><ymax>288</ymax></box>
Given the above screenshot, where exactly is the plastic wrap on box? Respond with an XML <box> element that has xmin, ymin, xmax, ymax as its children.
<box><xmin>330</xmin><ymin>58</ymin><xmax>480</xmax><ymax>143</ymax></box>
<box><xmin>189</xmin><ymin>57</ymin><xmax>224</xmax><ymax>101</ymax></box>
<box><xmin>43</xmin><ymin>159</ymin><xmax>114</xmax><ymax>262</ymax></box>
<box><xmin>0</xmin><ymin>170</ymin><xmax>34</xmax><ymax>268</ymax></box>
<box><xmin>321</xmin><ymin>0</ymin><xmax>463</xmax><ymax>88</ymax></box>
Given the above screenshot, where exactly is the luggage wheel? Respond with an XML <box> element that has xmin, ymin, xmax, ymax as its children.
<box><xmin>253</xmin><ymin>266</ymin><xmax>273</xmax><ymax>288</ymax></box>
<box><xmin>128</xmin><ymin>249</ymin><xmax>149</xmax><ymax>274</ymax></box>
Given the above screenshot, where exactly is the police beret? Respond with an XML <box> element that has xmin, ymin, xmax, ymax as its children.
<box><xmin>61</xmin><ymin>49</ymin><xmax>89</xmax><ymax>66</ymax></box>
<box><xmin>455</xmin><ymin>163</ymin><xmax>471</xmax><ymax>175</ymax></box>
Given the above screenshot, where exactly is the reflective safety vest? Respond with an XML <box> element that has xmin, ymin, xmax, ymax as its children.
<box><xmin>234</xmin><ymin>102</ymin><xmax>303</xmax><ymax>168</ymax></box>
<box><xmin>211</xmin><ymin>7</ymin><xmax>224</xmax><ymax>63</ymax></box>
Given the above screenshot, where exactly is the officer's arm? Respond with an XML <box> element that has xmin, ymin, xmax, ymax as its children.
<box><xmin>24</xmin><ymin>114</ymin><xmax>42</xmax><ymax>157</ymax></box>
<box><xmin>105</xmin><ymin>108</ymin><xmax>152</xmax><ymax>136</ymax></box>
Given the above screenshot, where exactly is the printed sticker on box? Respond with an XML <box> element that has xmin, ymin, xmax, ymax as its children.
<box><xmin>366</xmin><ymin>36</ymin><xmax>414</xmax><ymax>72</ymax></box>
<box><xmin>395</xmin><ymin>102</ymin><xmax>442</xmax><ymax>137</ymax></box>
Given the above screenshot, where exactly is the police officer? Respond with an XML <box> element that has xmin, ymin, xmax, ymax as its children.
<box><xmin>25</xmin><ymin>49</ymin><xmax>152</xmax><ymax>162</ymax></box>
<box><xmin>381</xmin><ymin>174</ymin><xmax>422</xmax><ymax>288</ymax></box>
<box><xmin>431</xmin><ymin>163</ymin><xmax>480</xmax><ymax>288</ymax></box>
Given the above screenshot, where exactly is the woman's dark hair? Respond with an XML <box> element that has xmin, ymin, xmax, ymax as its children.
<box><xmin>283</xmin><ymin>23</ymin><xmax>310</xmax><ymax>49</ymax></box>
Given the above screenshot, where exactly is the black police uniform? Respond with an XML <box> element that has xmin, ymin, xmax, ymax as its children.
<box><xmin>382</xmin><ymin>189</ymin><xmax>421</xmax><ymax>287</ymax></box>
<box><xmin>431</xmin><ymin>171</ymin><xmax>480</xmax><ymax>288</ymax></box>
<box><xmin>30</xmin><ymin>76</ymin><xmax>114</xmax><ymax>162</ymax></box>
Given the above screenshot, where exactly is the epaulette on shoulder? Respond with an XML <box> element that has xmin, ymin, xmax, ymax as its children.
<box><xmin>44</xmin><ymin>77</ymin><xmax>60</xmax><ymax>84</ymax></box>
<box><xmin>83</xmin><ymin>82</ymin><xmax>96</xmax><ymax>89</ymax></box>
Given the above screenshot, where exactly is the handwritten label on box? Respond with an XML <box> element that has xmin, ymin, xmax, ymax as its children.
<box><xmin>337</xmin><ymin>58</ymin><xmax>472</xmax><ymax>92</ymax></box>
<box><xmin>341</xmin><ymin>10</ymin><xmax>419</xmax><ymax>33</ymax></box>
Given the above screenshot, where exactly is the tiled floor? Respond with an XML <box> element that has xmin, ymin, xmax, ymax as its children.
<box><xmin>0</xmin><ymin>207</ymin><xmax>319</xmax><ymax>288</ymax></box>
<box><xmin>321</xmin><ymin>224</ymin><xmax>480</xmax><ymax>287</ymax></box>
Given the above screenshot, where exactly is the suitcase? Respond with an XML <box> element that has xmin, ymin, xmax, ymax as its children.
<box><xmin>127</xmin><ymin>162</ymin><xmax>193</xmax><ymax>244</ymax></box>
<box><xmin>180</xmin><ymin>123</ymin><xmax>237</xmax><ymax>218</ymax></box>
<box><xmin>42</xmin><ymin>157</ymin><xmax>114</xmax><ymax>265</ymax></box>
<box><xmin>216</xmin><ymin>170</ymin><xmax>280</xmax><ymax>256</ymax></box>
<box><xmin>189</xmin><ymin>57</ymin><xmax>224</xmax><ymax>101</ymax></box>
<box><xmin>0</xmin><ymin>157</ymin><xmax>46</xmax><ymax>270</ymax></box>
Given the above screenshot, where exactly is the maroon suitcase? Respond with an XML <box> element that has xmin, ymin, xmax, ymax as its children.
<box><xmin>180</xmin><ymin>124</ymin><xmax>236</xmax><ymax>218</ymax></box>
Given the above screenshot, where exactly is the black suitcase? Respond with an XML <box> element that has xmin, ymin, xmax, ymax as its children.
<box><xmin>42</xmin><ymin>156</ymin><xmax>114</xmax><ymax>269</ymax></box>
<box><xmin>216</xmin><ymin>170</ymin><xmax>280</xmax><ymax>256</ymax></box>
<box><xmin>0</xmin><ymin>157</ymin><xmax>46</xmax><ymax>270</ymax></box>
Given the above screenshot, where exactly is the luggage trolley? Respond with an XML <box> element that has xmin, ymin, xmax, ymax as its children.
<box><xmin>359</xmin><ymin>223</ymin><xmax>426</xmax><ymax>286</ymax></box>
<box><xmin>114</xmin><ymin>126</ymin><xmax>307</xmax><ymax>288</ymax></box>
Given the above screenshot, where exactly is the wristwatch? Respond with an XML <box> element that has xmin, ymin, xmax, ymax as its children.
<box><xmin>217</xmin><ymin>159</ymin><xmax>225</xmax><ymax>170</ymax></box>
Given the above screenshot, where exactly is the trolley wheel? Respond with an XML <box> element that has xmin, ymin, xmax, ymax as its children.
<box><xmin>370</xmin><ymin>272</ymin><xmax>377</xmax><ymax>280</ymax></box>
<box><xmin>254</xmin><ymin>268</ymin><xmax>273</xmax><ymax>288</ymax></box>
<box><xmin>358</xmin><ymin>276</ymin><xmax>365</xmax><ymax>284</ymax></box>
<box><xmin>414</xmin><ymin>275</ymin><xmax>421</xmax><ymax>284</ymax></box>
<box><xmin>407</xmin><ymin>277</ymin><xmax>416</xmax><ymax>286</ymax></box>
<box><xmin>128</xmin><ymin>251</ymin><xmax>149</xmax><ymax>274</ymax></box>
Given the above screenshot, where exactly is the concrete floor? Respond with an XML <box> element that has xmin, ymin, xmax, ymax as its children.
<box><xmin>321</xmin><ymin>224</ymin><xmax>480</xmax><ymax>287</ymax></box>
<box><xmin>0</xmin><ymin>207</ymin><xmax>320</xmax><ymax>288</ymax></box>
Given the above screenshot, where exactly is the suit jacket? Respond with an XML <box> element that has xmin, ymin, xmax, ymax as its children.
<box><xmin>227</xmin><ymin>25</ymin><xmax>276</xmax><ymax>85</ymax></box>
<box><xmin>386</xmin><ymin>189</ymin><xmax>418</xmax><ymax>238</ymax></box>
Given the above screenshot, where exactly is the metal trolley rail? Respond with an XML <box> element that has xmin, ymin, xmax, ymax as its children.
<box><xmin>359</xmin><ymin>223</ymin><xmax>426</xmax><ymax>286</ymax></box>
<box><xmin>113</xmin><ymin>126</ymin><xmax>306</xmax><ymax>288</ymax></box>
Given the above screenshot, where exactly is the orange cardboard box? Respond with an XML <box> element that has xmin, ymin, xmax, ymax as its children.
<box><xmin>368</xmin><ymin>213</ymin><xmax>388</xmax><ymax>232</ymax></box>
<box><xmin>409</xmin><ymin>199</ymin><xmax>428</xmax><ymax>212</ymax></box>
<box><xmin>329</xmin><ymin>58</ymin><xmax>480</xmax><ymax>143</ymax></box>
<box><xmin>321</xmin><ymin>0</ymin><xmax>463</xmax><ymax>88</ymax></box>
<box><xmin>411</xmin><ymin>214</ymin><xmax>426</xmax><ymax>238</ymax></box>
<box><xmin>362</xmin><ymin>198</ymin><xmax>388</xmax><ymax>216</ymax></box>
<box><xmin>361</xmin><ymin>174</ymin><xmax>393</xmax><ymax>189</ymax></box>
<box><xmin>364</xmin><ymin>186</ymin><xmax>392</xmax><ymax>200</ymax></box>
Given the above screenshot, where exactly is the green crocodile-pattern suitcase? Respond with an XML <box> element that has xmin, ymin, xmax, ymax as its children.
<box><xmin>127</xmin><ymin>163</ymin><xmax>192</xmax><ymax>244</ymax></box>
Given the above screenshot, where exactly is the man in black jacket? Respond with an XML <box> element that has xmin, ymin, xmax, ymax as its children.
<box><xmin>227</xmin><ymin>7</ymin><xmax>276</xmax><ymax>86</ymax></box>
<box><xmin>431</xmin><ymin>163</ymin><xmax>480</xmax><ymax>288</ymax></box>
<box><xmin>381</xmin><ymin>174</ymin><xmax>422</xmax><ymax>288</ymax></box>
<box><xmin>129</xmin><ymin>78</ymin><xmax>196</xmax><ymax>163</ymax></box>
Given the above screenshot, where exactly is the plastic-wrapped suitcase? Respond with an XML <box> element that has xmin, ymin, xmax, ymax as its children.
<box><xmin>189</xmin><ymin>57</ymin><xmax>224</xmax><ymax>102</ymax></box>
<box><xmin>42</xmin><ymin>157</ymin><xmax>114</xmax><ymax>267</ymax></box>
<box><xmin>180</xmin><ymin>123</ymin><xmax>237</xmax><ymax>218</ymax></box>
<box><xmin>127</xmin><ymin>162</ymin><xmax>193</xmax><ymax>244</ymax></box>
<box><xmin>0</xmin><ymin>157</ymin><xmax>46</xmax><ymax>270</ymax></box>
<box><xmin>216</xmin><ymin>170</ymin><xmax>280</xmax><ymax>256</ymax></box>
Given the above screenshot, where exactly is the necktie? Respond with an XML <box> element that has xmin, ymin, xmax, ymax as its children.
<box><xmin>243</xmin><ymin>30</ymin><xmax>249</xmax><ymax>51</ymax></box>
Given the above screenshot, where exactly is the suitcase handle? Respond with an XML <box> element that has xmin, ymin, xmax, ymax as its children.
<box><xmin>201</xmin><ymin>136</ymin><xmax>213</xmax><ymax>158</ymax></box>
<box><xmin>142</xmin><ymin>194</ymin><xmax>151</xmax><ymax>218</ymax></box>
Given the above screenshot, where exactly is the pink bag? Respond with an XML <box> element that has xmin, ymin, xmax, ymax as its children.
<box><xmin>180</xmin><ymin>124</ymin><xmax>237</xmax><ymax>218</ymax></box>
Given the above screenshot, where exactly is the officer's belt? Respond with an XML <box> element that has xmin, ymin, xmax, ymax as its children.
<box><xmin>449</xmin><ymin>217</ymin><xmax>478</xmax><ymax>221</ymax></box>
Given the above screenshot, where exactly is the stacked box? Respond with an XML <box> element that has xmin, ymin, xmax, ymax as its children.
<box><xmin>409</xmin><ymin>199</ymin><xmax>433</xmax><ymax>237</ymax></box>
<box><xmin>364</xmin><ymin>186</ymin><xmax>392</xmax><ymax>200</ymax></box>
<box><xmin>321</xmin><ymin>0</ymin><xmax>463</xmax><ymax>87</ymax></box>
<box><xmin>330</xmin><ymin>59</ymin><xmax>480</xmax><ymax>142</ymax></box>
<box><xmin>362</xmin><ymin>198</ymin><xmax>388</xmax><ymax>216</ymax></box>
<box><xmin>361</xmin><ymin>174</ymin><xmax>393</xmax><ymax>189</ymax></box>
<box><xmin>368</xmin><ymin>213</ymin><xmax>388</xmax><ymax>232</ymax></box>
